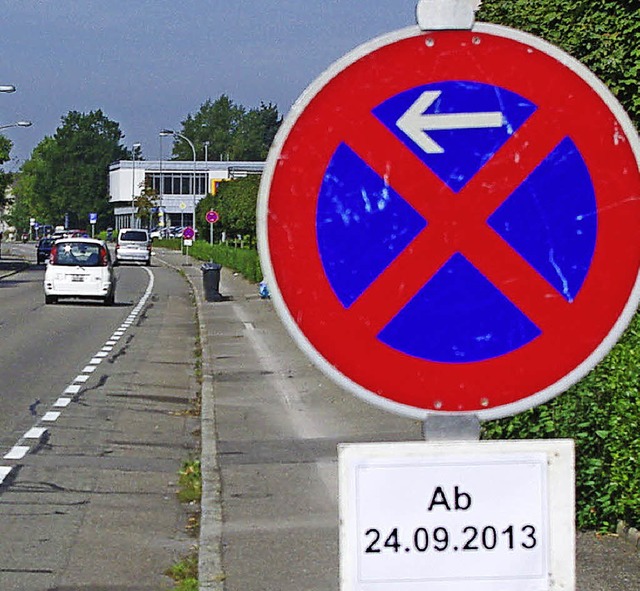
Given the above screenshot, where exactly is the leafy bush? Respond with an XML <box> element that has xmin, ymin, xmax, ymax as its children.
<box><xmin>157</xmin><ymin>239</ymin><xmax>262</xmax><ymax>283</ymax></box>
<box><xmin>195</xmin><ymin>175</ymin><xmax>260</xmax><ymax>244</ymax></box>
<box><xmin>483</xmin><ymin>311</ymin><xmax>640</xmax><ymax>530</ymax></box>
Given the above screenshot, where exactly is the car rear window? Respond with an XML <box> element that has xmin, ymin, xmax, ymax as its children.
<box><xmin>120</xmin><ymin>231</ymin><xmax>148</xmax><ymax>242</ymax></box>
<box><xmin>51</xmin><ymin>242</ymin><xmax>103</xmax><ymax>266</ymax></box>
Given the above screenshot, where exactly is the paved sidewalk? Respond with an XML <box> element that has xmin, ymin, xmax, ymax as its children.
<box><xmin>155</xmin><ymin>248</ymin><xmax>640</xmax><ymax>591</ymax></box>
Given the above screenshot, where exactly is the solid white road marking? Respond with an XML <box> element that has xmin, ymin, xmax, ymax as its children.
<box><xmin>0</xmin><ymin>266</ymin><xmax>156</xmax><ymax>482</ymax></box>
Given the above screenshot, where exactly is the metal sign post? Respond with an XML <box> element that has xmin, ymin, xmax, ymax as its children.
<box><xmin>206</xmin><ymin>210</ymin><xmax>219</xmax><ymax>246</ymax></box>
<box><xmin>182</xmin><ymin>226</ymin><xmax>195</xmax><ymax>266</ymax></box>
<box><xmin>89</xmin><ymin>212</ymin><xmax>97</xmax><ymax>238</ymax></box>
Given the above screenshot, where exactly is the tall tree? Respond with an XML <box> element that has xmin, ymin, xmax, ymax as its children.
<box><xmin>231</xmin><ymin>102</ymin><xmax>282</xmax><ymax>160</ymax></box>
<box><xmin>169</xmin><ymin>95</ymin><xmax>282</xmax><ymax>162</ymax></box>
<box><xmin>0</xmin><ymin>134</ymin><xmax>13</xmax><ymax>206</ymax></box>
<box><xmin>11</xmin><ymin>110</ymin><xmax>129</xmax><ymax>231</ymax></box>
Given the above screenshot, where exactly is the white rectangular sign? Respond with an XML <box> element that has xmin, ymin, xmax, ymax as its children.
<box><xmin>339</xmin><ymin>440</ymin><xmax>574</xmax><ymax>591</ymax></box>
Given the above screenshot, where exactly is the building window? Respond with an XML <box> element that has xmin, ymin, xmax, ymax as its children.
<box><xmin>146</xmin><ymin>173</ymin><xmax>208</xmax><ymax>196</ymax></box>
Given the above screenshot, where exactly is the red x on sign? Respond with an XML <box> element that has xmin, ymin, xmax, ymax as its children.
<box><xmin>258</xmin><ymin>24</ymin><xmax>640</xmax><ymax>420</ymax></box>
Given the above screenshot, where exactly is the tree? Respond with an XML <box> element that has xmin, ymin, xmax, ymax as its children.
<box><xmin>11</xmin><ymin>110</ymin><xmax>130</xmax><ymax>231</ymax></box>
<box><xmin>134</xmin><ymin>182</ymin><xmax>158</xmax><ymax>229</ymax></box>
<box><xmin>478</xmin><ymin>0</ymin><xmax>640</xmax><ymax>127</ymax></box>
<box><xmin>169</xmin><ymin>95</ymin><xmax>282</xmax><ymax>162</ymax></box>
<box><xmin>231</xmin><ymin>102</ymin><xmax>281</xmax><ymax>160</ymax></box>
<box><xmin>0</xmin><ymin>134</ymin><xmax>13</xmax><ymax>206</ymax></box>
<box><xmin>196</xmin><ymin>175</ymin><xmax>261</xmax><ymax>243</ymax></box>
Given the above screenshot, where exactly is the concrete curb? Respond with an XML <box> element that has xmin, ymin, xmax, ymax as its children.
<box><xmin>155</xmin><ymin>253</ymin><xmax>225</xmax><ymax>590</ymax></box>
<box><xmin>616</xmin><ymin>521</ymin><xmax>640</xmax><ymax>551</ymax></box>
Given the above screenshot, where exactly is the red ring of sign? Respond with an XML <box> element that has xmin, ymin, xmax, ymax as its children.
<box><xmin>259</xmin><ymin>24</ymin><xmax>640</xmax><ymax>419</ymax></box>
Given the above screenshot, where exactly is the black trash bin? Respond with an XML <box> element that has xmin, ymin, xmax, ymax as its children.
<box><xmin>201</xmin><ymin>263</ymin><xmax>223</xmax><ymax>301</ymax></box>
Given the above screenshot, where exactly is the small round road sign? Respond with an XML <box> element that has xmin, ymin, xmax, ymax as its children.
<box><xmin>206</xmin><ymin>210</ymin><xmax>220</xmax><ymax>224</ymax></box>
<box><xmin>182</xmin><ymin>226</ymin><xmax>195</xmax><ymax>240</ymax></box>
<box><xmin>258</xmin><ymin>24</ymin><xmax>640</xmax><ymax>420</ymax></box>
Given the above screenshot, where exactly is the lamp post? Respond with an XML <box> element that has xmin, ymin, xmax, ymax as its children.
<box><xmin>131</xmin><ymin>142</ymin><xmax>141</xmax><ymax>228</ymax></box>
<box><xmin>203</xmin><ymin>140</ymin><xmax>209</xmax><ymax>163</ymax></box>
<box><xmin>160</xmin><ymin>129</ymin><xmax>196</xmax><ymax>232</ymax></box>
<box><xmin>0</xmin><ymin>120</ymin><xmax>32</xmax><ymax>131</ymax></box>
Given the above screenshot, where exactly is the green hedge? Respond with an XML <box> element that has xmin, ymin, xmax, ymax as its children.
<box><xmin>156</xmin><ymin>239</ymin><xmax>262</xmax><ymax>283</ymax></box>
<box><xmin>483</xmin><ymin>310</ymin><xmax>640</xmax><ymax>531</ymax></box>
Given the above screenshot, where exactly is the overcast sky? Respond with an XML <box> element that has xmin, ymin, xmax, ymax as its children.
<box><xmin>1</xmin><ymin>1</ymin><xmax>420</xmax><ymax>169</ymax></box>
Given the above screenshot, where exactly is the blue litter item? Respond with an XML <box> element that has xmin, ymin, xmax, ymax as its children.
<box><xmin>259</xmin><ymin>281</ymin><xmax>270</xmax><ymax>299</ymax></box>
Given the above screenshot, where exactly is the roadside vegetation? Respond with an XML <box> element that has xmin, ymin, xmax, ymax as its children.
<box><xmin>156</xmin><ymin>238</ymin><xmax>261</xmax><ymax>284</ymax></box>
<box><xmin>165</xmin><ymin>549</ymin><xmax>199</xmax><ymax>591</ymax></box>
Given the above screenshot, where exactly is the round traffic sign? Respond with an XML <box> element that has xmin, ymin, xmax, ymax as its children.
<box><xmin>182</xmin><ymin>226</ymin><xmax>195</xmax><ymax>240</ymax></box>
<box><xmin>258</xmin><ymin>23</ymin><xmax>640</xmax><ymax>420</ymax></box>
<box><xmin>206</xmin><ymin>210</ymin><xmax>220</xmax><ymax>224</ymax></box>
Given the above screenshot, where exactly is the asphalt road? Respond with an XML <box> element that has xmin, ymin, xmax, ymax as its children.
<box><xmin>0</xmin><ymin>243</ymin><xmax>198</xmax><ymax>590</ymax></box>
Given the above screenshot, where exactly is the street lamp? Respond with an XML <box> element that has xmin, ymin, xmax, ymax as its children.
<box><xmin>160</xmin><ymin>129</ymin><xmax>196</xmax><ymax>231</ymax></box>
<box><xmin>0</xmin><ymin>120</ymin><xmax>32</xmax><ymax>131</ymax></box>
<box><xmin>131</xmin><ymin>142</ymin><xmax>141</xmax><ymax>228</ymax></box>
<box><xmin>0</xmin><ymin>85</ymin><xmax>16</xmax><ymax>93</ymax></box>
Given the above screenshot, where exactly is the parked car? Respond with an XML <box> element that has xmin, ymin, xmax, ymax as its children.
<box><xmin>114</xmin><ymin>228</ymin><xmax>152</xmax><ymax>266</ymax></box>
<box><xmin>43</xmin><ymin>238</ymin><xmax>116</xmax><ymax>305</ymax></box>
<box><xmin>36</xmin><ymin>237</ymin><xmax>56</xmax><ymax>264</ymax></box>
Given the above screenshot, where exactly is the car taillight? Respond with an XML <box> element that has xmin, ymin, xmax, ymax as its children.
<box><xmin>99</xmin><ymin>246</ymin><xmax>108</xmax><ymax>266</ymax></box>
<box><xmin>49</xmin><ymin>244</ymin><xmax>57</xmax><ymax>263</ymax></box>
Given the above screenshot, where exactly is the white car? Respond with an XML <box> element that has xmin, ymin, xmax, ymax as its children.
<box><xmin>44</xmin><ymin>238</ymin><xmax>116</xmax><ymax>305</ymax></box>
<box><xmin>114</xmin><ymin>228</ymin><xmax>152</xmax><ymax>266</ymax></box>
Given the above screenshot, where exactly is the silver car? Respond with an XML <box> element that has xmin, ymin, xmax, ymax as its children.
<box><xmin>114</xmin><ymin>228</ymin><xmax>151</xmax><ymax>266</ymax></box>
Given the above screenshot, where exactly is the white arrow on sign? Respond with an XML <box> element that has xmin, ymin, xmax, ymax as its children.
<box><xmin>396</xmin><ymin>90</ymin><xmax>505</xmax><ymax>154</ymax></box>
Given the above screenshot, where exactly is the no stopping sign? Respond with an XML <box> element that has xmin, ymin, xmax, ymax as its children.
<box><xmin>258</xmin><ymin>23</ymin><xmax>640</xmax><ymax>420</ymax></box>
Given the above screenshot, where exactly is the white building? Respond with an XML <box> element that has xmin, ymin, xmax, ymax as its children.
<box><xmin>108</xmin><ymin>159</ymin><xmax>264</xmax><ymax>230</ymax></box>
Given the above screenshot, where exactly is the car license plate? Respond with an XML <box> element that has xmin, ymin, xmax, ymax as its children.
<box><xmin>70</xmin><ymin>275</ymin><xmax>85</xmax><ymax>282</ymax></box>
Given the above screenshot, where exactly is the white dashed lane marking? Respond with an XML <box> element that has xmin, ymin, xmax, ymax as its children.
<box><xmin>0</xmin><ymin>267</ymin><xmax>155</xmax><ymax>488</ymax></box>
<box><xmin>4</xmin><ymin>446</ymin><xmax>30</xmax><ymax>460</ymax></box>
